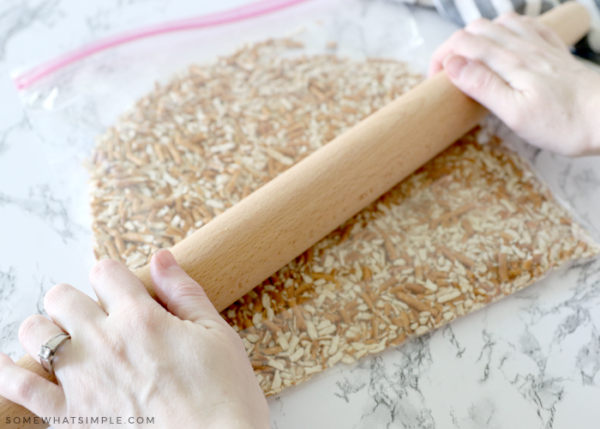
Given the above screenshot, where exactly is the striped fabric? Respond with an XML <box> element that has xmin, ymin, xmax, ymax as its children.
<box><xmin>401</xmin><ymin>0</ymin><xmax>600</xmax><ymax>61</ymax></box>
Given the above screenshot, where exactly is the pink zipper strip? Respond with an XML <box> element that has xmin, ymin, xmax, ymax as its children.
<box><xmin>14</xmin><ymin>0</ymin><xmax>311</xmax><ymax>90</ymax></box>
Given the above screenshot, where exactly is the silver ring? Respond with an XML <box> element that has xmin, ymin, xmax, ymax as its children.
<box><xmin>38</xmin><ymin>333</ymin><xmax>71</xmax><ymax>377</ymax></box>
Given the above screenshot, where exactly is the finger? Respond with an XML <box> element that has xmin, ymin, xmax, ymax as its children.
<box><xmin>444</xmin><ymin>29</ymin><xmax>524</xmax><ymax>78</ymax></box>
<box><xmin>428</xmin><ymin>45</ymin><xmax>447</xmax><ymax>77</ymax></box>
<box><xmin>430</xmin><ymin>29</ymin><xmax>515</xmax><ymax>80</ymax></box>
<box><xmin>18</xmin><ymin>314</ymin><xmax>69</xmax><ymax>366</ymax></box>
<box><xmin>466</xmin><ymin>17</ymin><xmax>527</xmax><ymax>46</ymax></box>
<box><xmin>150</xmin><ymin>249</ymin><xmax>221</xmax><ymax>324</ymax></box>
<box><xmin>529</xmin><ymin>19</ymin><xmax>568</xmax><ymax>50</ymax></box>
<box><xmin>89</xmin><ymin>259</ymin><xmax>157</xmax><ymax>314</ymax></box>
<box><xmin>495</xmin><ymin>13</ymin><xmax>566</xmax><ymax>50</ymax></box>
<box><xmin>43</xmin><ymin>283</ymin><xmax>106</xmax><ymax>334</ymax></box>
<box><xmin>494</xmin><ymin>13</ymin><xmax>544</xmax><ymax>42</ymax></box>
<box><xmin>444</xmin><ymin>54</ymin><xmax>516</xmax><ymax>112</ymax></box>
<box><xmin>429</xmin><ymin>23</ymin><xmax>502</xmax><ymax>78</ymax></box>
<box><xmin>429</xmin><ymin>36</ymin><xmax>458</xmax><ymax>77</ymax></box>
<box><xmin>0</xmin><ymin>352</ymin><xmax>65</xmax><ymax>418</ymax></box>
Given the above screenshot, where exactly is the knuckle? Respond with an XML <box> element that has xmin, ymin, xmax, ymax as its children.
<box><xmin>466</xmin><ymin>17</ymin><xmax>490</xmax><ymax>32</ymax></box>
<box><xmin>539</xmin><ymin>26</ymin><xmax>562</xmax><ymax>45</ymax></box>
<box><xmin>520</xmin><ymin>15</ymin><xmax>534</xmax><ymax>24</ymax></box>
<box><xmin>535</xmin><ymin>21</ymin><xmax>552</xmax><ymax>33</ymax></box>
<box><xmin>44</xmin><ymin>283</ymin><xmax>73</xmax><ymax>308</ymax></box>
<box><xmin>538</xmin><ymin>27</ymin><xmax>553</xmax><ymax>40</ymax></box>
<box><xmin>89</xmin><ymin>258</ymin><xmax>121</xmax><ymax>282</ymax></box>
<box><xmin>449</xmin><ymin>30</ymin><xmax>473</xmax><ymax>51</ymax></box>
<box><xmin>499</xmin><ymin>50</ymin><xmax>524</xmax><ymax>67</ymax></box>
<box><xmin>499</xmin><ymin>11</ymin><xmax>519</xmax><ymax>22</ymax></box>
<box><xmin>98</xmin><ymin>332</ymin><xmax>128</xmax><ymax>359</ymax></box>
<box><xmin>14</xmin><ymin>374</ymin><xmax>34</xmax><ymax>402</ymax></box>
<box><xmin>452</xmin><ymin>29</ymin><xmax>470</xmax><ymax>44</ymax></box>
<box><xmin>171</xmin><ymin>279</ymin><xmax>203</xmax><ymax>299</ymax></box>
<box><xmin>125</xmin><ymin>303</ymin><xmax>161</xmax><ymax>332</ymax></box>
<box><xmin>524</xmin><ymin>45</ymin><xmax>547</xmax><ymax>62</ymax></box>
<box><xmin>18</xmin><ymin>315</ymin><xmax>44</xmax><ymax>344</ymax></box>
<box><xmin>469</xmin><ymin>69</ymin><xmax>493</xmax><ymax>93</ymax></box>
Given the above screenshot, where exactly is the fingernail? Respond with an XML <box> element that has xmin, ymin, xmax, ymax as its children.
<box><xmin>444</xmin><ymin>55</ymin><xmax>468</xmax><ymax>78</ymax></box>
<box><xmin>154</xmin><ymin>249</ymin><xmax>178</xmax><ymax>270</ymax></box>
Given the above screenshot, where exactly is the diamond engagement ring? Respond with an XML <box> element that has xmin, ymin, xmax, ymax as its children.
<box><xmin>38</xmin><ymin>333</ymin><xmax>71</xmax><ymax>377</ymax></box>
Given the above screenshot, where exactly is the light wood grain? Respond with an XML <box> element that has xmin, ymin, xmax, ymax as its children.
<box><xmin>0</xmin><ymin>3</ymin><xmax>589</xmax><ymax>427</ymax></box>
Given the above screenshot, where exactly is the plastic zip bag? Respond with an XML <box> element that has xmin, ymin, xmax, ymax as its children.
<box><xmin>13</xmin><ymin>0</ymin><xmax>599</xmax><ymax>398</ymax></box>
<box><xmin>14</xmin><ymin>0</ymin><xmax>422</xmax><ymax>272</ymax></box>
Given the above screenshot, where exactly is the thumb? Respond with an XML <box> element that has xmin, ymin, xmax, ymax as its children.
<box><xmin>150</xmin><ymin>249</ymin><xmax>221</xmax><ymax>323</ymax></box>
<box><xmin>443</xmin><ymin>54</ymin><xmax>514</xmax><ymax>113</ymax></box>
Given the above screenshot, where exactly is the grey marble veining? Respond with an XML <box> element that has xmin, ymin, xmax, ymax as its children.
<box><xmin>0</xmin><ymin>184</ymin><xmax>77</xmax><ymax>242</ymax></box>
<box><xmin>0</xmin><ymin>1</ymin><xmax>599</xmax><ymax>428</ymax></box>
<box><xmin>0</xmin><ymin>0</ymin><xmax>60</xmax><ymax>60</ymax></box>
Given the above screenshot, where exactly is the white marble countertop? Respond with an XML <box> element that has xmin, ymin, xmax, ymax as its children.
<box><xmin>1</xmin><ymin>1</ymin><xmax>600</xmax><ymax>428</ymax></box>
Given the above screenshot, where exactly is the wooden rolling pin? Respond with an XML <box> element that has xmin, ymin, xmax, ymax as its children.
<box><xmin>1</xmin><ymin>3</ymin><xmax>590</xmax><ymax>428</ymax></box>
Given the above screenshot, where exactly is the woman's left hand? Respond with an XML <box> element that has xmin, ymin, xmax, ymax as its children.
<box><xmin>0</xmin><ymin>250</ymin><xmax>270</xmax><ymax>429</ymax></box>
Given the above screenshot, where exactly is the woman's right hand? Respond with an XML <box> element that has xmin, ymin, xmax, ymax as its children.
<box><xmin>429</xmin><ymin>12</ymin><xmax>600</xmax><ymax>157</ymax></box>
